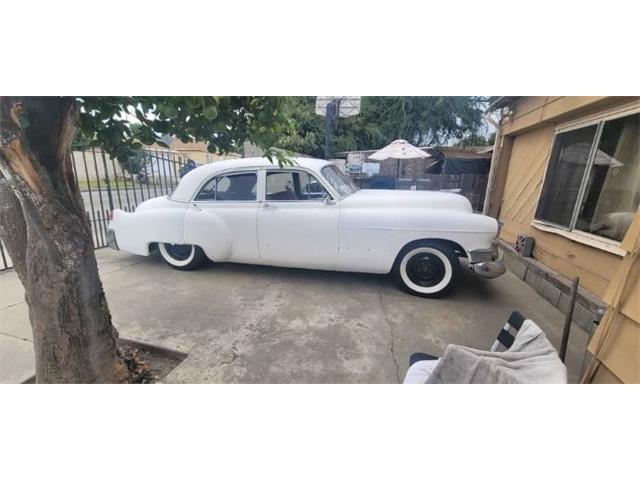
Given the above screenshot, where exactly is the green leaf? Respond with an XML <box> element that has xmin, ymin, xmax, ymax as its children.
<box><xmin>76</xmin><ymin>96</ymin><xmax>290</xmax><ymax>170</ymax></box>
<box><xmin>159</xmin><ymin>103</ymin><xmax>178</xmax><ymax>118</ymax></box>
<box><xmin>203</xmin><ymin>105</ymin><xmax>218</xmax><ymax>120</ymax></box>
<box><xmin>185</xmin><ymin>97</ymin><xmax>200</xmax><ymax>109</ymax></box>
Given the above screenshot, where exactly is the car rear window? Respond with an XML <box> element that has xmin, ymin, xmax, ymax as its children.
<box><xmin>195</xmin><ymin>172</ymin><xmax>257</xmax><ymax>201</ymax></box>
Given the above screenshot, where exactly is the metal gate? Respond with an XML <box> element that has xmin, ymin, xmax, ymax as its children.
<box><xmin>0</xmin><ymin>147</ymin><xmax>192</xmax><ymax>272</ymax></box>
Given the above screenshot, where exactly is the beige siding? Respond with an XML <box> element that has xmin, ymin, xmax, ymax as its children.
<box><xmin>497</xmin><ymin>121</ymin><xmax>622</xmax><ymax>298</ymax></box>
<box><xmin>494</xmin><ymin>96</ymin><xmax>640</xmax><ymax>383</ymax></box>
<box><xmin>501</xmin><ymin>96</ymin><xmax>633</xmax><ymax>136</ymax></box>
<box><xmin>588</xmin><ymin>212</ymin><xmax>640</xmax><ymax>384</ymax></box>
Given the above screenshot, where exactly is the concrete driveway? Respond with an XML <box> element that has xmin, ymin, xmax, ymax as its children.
<box><xmin>1</xmin><ymin>248</ymin><xmax>589</xmax><ymax>383</ymax></box>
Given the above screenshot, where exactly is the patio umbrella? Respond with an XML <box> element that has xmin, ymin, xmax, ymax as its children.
<box><xmin>368</xmin><ymin>139</ymin><xmax>431</xmax><ymax>188</ymax></box>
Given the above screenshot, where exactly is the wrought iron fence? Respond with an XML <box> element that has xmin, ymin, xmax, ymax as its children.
<box><xmin>0</xmin><ymin>147</ymin><xmax>192</xmax><ymax>272</ymax></box>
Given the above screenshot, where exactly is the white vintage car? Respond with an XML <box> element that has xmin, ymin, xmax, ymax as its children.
<box><xmin>107</xmin><ymin>157</ymin><xmax>505</xmax><ymax>297</ymax></box>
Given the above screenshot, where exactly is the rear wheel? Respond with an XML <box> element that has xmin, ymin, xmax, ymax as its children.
<box><xmin>158</xmin><ymin>243</ymin><xmax>206</xmax><ymax>270</ymax></box>
<box><xmin>392</xmin><ymin>241</ymin><xmax>460</xmax><ymax>297</ymax></box>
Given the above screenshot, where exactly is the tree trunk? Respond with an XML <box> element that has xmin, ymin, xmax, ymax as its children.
<box><xmin>0</xmin><ymin>97</ymin><xmax>127</xmax><ymax>383</ymax></box>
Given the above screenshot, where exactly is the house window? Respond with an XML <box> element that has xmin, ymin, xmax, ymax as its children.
<box><xmin>535</xmin><ymin>112</ymin><xmax>639</xmax><ymax>242</ymax></box>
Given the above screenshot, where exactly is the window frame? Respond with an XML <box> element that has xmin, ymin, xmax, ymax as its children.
<box><xmin>263</xmin><ymin>168</ymin><xmax>332</xmax><ymax>203</ymax></box>
<box><xmin>192</xmin><ymin>169</ymin><xmax>259</xmax><ymax>203</ymax></box>
<box><xmin>533</xmin><ymin>107</ymin><xmax>640</xmax><ymax>248</ymax></box>
<box><xmin>321</xmin><ymin>164</ymin><xmax>359</xmax><ymax>199</ymax></box>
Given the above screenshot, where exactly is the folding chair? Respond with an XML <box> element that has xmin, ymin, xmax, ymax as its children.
<box><xmin>403</xmin><ymin>310</ymin><xmax>526</xmax><ymax>383</ymax></box>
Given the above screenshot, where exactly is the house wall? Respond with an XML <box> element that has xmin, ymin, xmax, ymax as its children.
<box><xmin>587</xmin><ymin>211</ymin><xmax>640</xmax><ymax>384</ymax></box>
<box><xmin>498</xmin><ymin>124</ymin><xmax>621</xmax><ymax>297</ymax></box>
<box><xmin>72</xmin><ymin>149</ymin><xmax>124</xmax><ymax>182</ymax></box>
<box><xmin>159</xmin><ymin>139</ymin><xmax>242</xmax><ymax>164</ymax></box>
<box><xmin>495</xmin><ymin>96</ymin><xmax>640</xmax><ymax>299</ymax></box>
<box><xmin>173</xmin><ymin>150</ymin><xmax>240</xmax><ymax>164</ymax></box>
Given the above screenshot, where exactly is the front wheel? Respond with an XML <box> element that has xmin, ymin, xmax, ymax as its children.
<box><xmin>158</xmin><ymin>243</ymin><xmax>206</xmax><ymax>270</ymax></box>
<box><xmin>392</xmin><ymin>241</ymin><xmax>460</xmax><ymax>297</ymax></box>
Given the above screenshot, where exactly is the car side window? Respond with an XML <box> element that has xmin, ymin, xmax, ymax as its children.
<box><xmin>195</xmin><ymin>172</ymin><xmax>257</xmax><ymax>201</ymax></box>
<box><xmin>266</xmin><ymin>171</ymin><xmax>326</xmax><ymax>201</ymax></box>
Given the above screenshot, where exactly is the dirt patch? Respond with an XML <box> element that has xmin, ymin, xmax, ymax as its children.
<box><xmin>118</xmin><ymin>338</ymin><xmax>187</xmax><ymax>383</ymax></box>
<box><xmin>22</xmin><ymin>339</ymin><xmax>186</xmax><ymax>384</ymax></box>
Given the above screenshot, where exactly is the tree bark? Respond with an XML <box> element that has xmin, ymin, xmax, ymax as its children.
<box><xmin>0</xmin><ymin>97</ymin><xmax>127</xmax><ymax>383</ymax></box>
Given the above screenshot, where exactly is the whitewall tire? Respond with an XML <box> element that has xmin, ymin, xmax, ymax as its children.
<box><xmin>392</xmin><ymin>242</ymin><xmax>460</xmax><ymax>297</ymax></box>
<box><xmin>158</xmin><ymin>243</ymin><xmax>206</xmax><ymax>271</ymax></box>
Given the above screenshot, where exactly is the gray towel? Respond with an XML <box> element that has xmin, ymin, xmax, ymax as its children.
<box><xmin>425</xmin><ymin>320</ymin><xmax>567</xmax><ymax>384</ymax></box>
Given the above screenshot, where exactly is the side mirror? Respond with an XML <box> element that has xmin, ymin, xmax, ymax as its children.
<box><xmin>323</xmin><ymin>192</ymin><xmax>336</xmax><ymax>205</ymax></box>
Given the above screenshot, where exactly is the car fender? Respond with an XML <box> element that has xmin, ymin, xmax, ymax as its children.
<box><xmin>338</xmin><ymin>208</ymin><xmax>499</xmax><ymax>273</ymax></box>
<box><xmin>109</xmin><ymin>207</ymin><xmax>186</xmax><ymax>255</ymax></box>
<box><xmin>183</xmin><ymin>207</ymin><xmax>233</xmax><ymax>261</ymax></box>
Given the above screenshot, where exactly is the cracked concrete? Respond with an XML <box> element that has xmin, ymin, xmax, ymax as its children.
<box><xmin>1</xmin><ymin>248</ymin><xmax>590</xmax><ymax>383</ymax></box>
<box><xmin>378</xmin><ymin>290</ymin><xmax>401</xmax><ymax>383</ymax></box>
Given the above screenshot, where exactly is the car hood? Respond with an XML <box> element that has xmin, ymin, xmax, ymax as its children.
<box><xmin>340</xmin><ymin>189</ymin><xmax>473</xmax><ymax>212</ymax></box>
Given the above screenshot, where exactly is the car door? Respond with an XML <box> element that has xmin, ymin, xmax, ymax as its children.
<box><xmin>185</xmin><ymin>170</ymin><xmax>260</xmax><ymax>264</ymax></box>
<box><xmin>257</xmin><ymin>169</ymin><xmax>339</xmax><ymax>270</ymax></box>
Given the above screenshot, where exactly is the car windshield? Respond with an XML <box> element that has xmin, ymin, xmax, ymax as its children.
<box><xmin>321</xmin><ymin>165</ymin><xmax>359</xmax><ymax>198</ymax></box>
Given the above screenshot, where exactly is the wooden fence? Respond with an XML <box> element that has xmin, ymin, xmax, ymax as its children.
<box><xmin>356</xmin><ymin>173</ymin><xmax>489</xmax><ymax>212</ymax></box>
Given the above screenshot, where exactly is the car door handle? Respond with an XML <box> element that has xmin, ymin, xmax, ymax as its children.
<box><xmin>262</xmin><ymin>202</ymin><xmax>276</xmax><ymax>209</ymax></box>
<box><xmin>190</xmin><ymin>203</ymin><xmax>202</xmax><ymax>211</ymax></box>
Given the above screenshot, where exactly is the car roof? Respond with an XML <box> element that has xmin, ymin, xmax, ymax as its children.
<box><xmin>170</xmin><ymin>156</ymin><xmax>332</xmax><ymax>201</ymax></box>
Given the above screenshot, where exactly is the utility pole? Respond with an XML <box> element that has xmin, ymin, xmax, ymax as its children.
<box><xmin>315</xmin><ymin>96</ymin><xmax>361</xmax><ymax>159</ymax></box>
<box><xmin>324</xmin><ymin>100</ymin><xmax>338</xmax><ymax>159</ymax></box>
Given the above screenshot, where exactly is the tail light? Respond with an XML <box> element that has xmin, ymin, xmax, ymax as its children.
<box><xmin>107</xmin><ymin>210</ymin><xmax>114</xmax><ymax>221</ymax></box>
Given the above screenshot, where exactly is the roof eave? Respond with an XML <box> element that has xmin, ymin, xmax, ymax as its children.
<box><xmin>486</xmin><ymin>96</ymin><xmax>524</xmax><ymax>112</ymax></box>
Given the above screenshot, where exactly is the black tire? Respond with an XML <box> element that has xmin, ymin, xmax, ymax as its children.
<box><xmin>392</xmin><ymin>240</ymin><xmax>460</xmax><ymax>298</ymax></box>
<box><xmin>158</xmin><ymin>243</ymin><xmax>207</xmax><ymax>271</ymax></box>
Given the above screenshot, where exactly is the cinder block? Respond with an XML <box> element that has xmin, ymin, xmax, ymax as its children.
<box><xmin>525</xmin><ymin>268</ymin><xmax>544</xmax><ymax>293</ymax></box>
<box><xmin>557</xmin><ymin>295</ymin><xmax>599</xmax><ymax>333</ymax></box>
<box><xmin>558</xmin><ymin>292</ymin><xmax>572</xmax><ymax>315</ymax></box>
<box><xmin>573</xmin><ymin>302</ymin><xmax>597</xmax><ymax>332</ymax></box>
<box><xmin>504</xmin><ymin>254</ymin><xmax>527</xmax><ymax>280</ymax></box>
<box><xmin>539</xmin><ymin>280</ymin><xmax>562</xmax><ymax>307</ymax></box>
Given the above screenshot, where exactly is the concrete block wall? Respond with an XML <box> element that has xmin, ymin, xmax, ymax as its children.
<box><xmin>499</xmin><ymin>241</ymin><xmax>606</xmax><ymax>333</ymax></box>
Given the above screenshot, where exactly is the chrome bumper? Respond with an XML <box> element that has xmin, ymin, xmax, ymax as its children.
<box><xmin>468</xmin><ymin>242</ymin><xmax>499</xmax><ymax>263</ymax></box>
<box><xmin>106</xmin><ymin>229</ymin><xmax>119</xmax><ymax>250</ymax></box>
<box><xmin>471</xmin><ymin>259</ymin><xmax>506</xmax><ymax>279</ymax></box>
<box><xmin>469</xmin><ymin>242</ymin><xmax>505</xmax><ymax>279</ymax></box>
